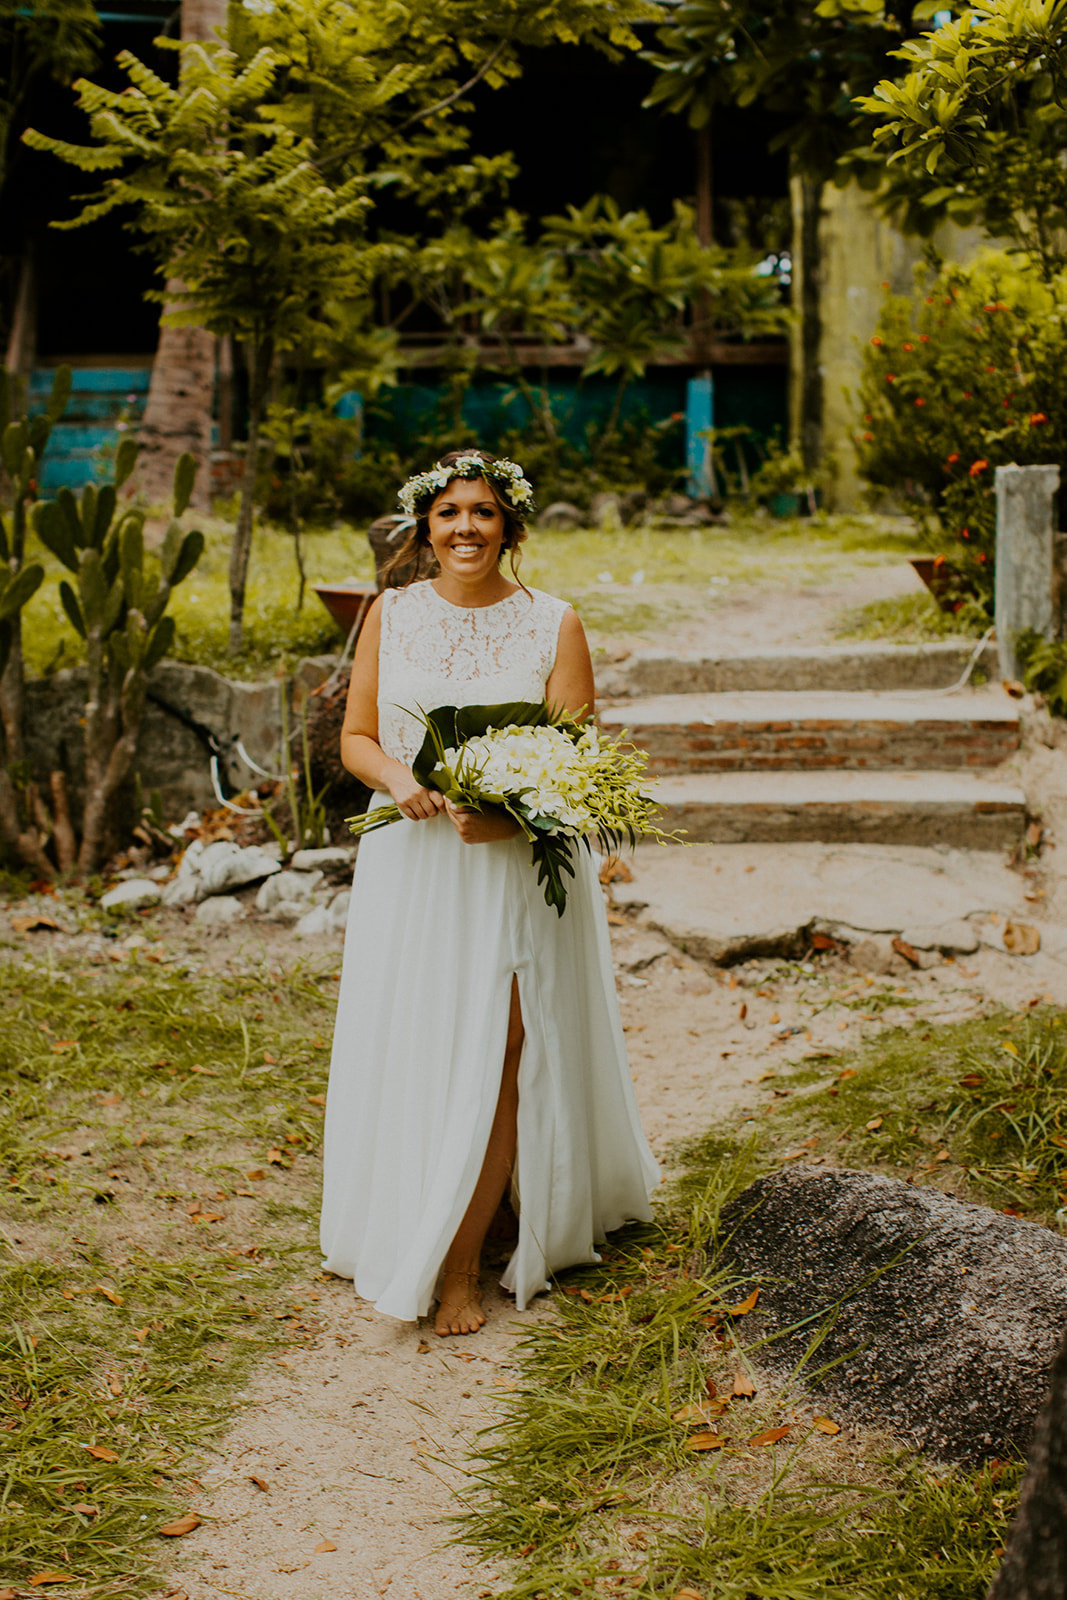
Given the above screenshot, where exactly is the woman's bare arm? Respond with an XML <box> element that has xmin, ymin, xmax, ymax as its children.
<box><xmin>545</xmin><ymin>607</ymin><xmax>596</xmax><ymax>721</ymax></box>
<box><xmin>340</xmin><ymin>596</ymin><xmax>445</xmax><ymax>821</ymax></box>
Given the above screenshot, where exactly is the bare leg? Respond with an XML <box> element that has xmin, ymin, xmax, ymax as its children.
<box><xmin>435</xmin><ymin>976</ymin><xmax>523</xmax><ymax>1336</ymax></box>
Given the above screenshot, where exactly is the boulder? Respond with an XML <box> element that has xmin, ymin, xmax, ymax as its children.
<box><xmin>899</xmin><ymin>918</ymin><xmax>980</xmax><ymax>955</ymax></box>
<box><xmin>537</xmin><ymin>501</ymin><xmax>584</xmax><ymax>531</ymax></box>
<box><xmin>290</xmin><ymin>847</ymin><xmax>353</xmax><ymax>873</ymax></box>
<box><xmin>194</xmin><ymin>895</ymin><xmax>246</xmax><ymax>927</ymax></box>
<box><xmin>100</xmin><ymin>879</ymin><xmax>162</xmax><ymax>913</ymax></box>
<box><xmin>162</xmin><ymin>839</ymin><xmax>281</xmax><ymax>905</ymax></box>
<box><xmin>255</xmin><ymin>869</ymin><xmax>323</xmax><ymax>914</ymax></box>
<box><xmin>327</xmin><ymin>888</ymin><xmax>351</xmax><ymax>931</ymax></box>
<box><xmin>717</xmin><ymin>1166</ymin><xmax>1067</xmax><ymax>1463</ymax></box>
<box><xmin>295</xmin><ymin>903</ymin><xmax>331</xmax><ymax>938</ymax></box>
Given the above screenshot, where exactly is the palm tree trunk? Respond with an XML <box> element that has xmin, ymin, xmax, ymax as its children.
<box><xmin>228</xmin><ymin>335</ymin><xmax>274</xmax><ymax>654</ymax></box>
<box><xmin>132</xmin><ymin>0</ymin><xmax>227</xmax><ymax>509</ymax></box>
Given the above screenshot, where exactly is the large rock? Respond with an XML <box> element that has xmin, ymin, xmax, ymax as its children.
<box><xmin>100</xmin><ymin>879</ymin><xmax>162</xmax><ymax>913</ymax></box>
<box><xmin>162</xmin><ymin>839</ymin><xmax>281</xmax><ymax>905</ymax></box>
<box><xmin>717</xmin><ymin>1166</ymin><xmax>1067</xmax><ymax>1463</ymax></box>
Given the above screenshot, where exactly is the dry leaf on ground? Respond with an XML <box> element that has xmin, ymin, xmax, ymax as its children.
<box><xmin>748</xmin><ymin>1426</ymin><xmax>790</xmax><ymax>1447</ymax></box>
<box><xmin>249</xmin><ymin>1475</ymin><xmax>269</xmax><ymax>1492</ymax></box>
<box><xmin>686</xmin><ymin>1431</ymin><xmax>727</xmax><ymax>1451</ymax></box>
<box><xmin>313</xmin><ymin>1539</ymin><xmax>338</xmax><ymax>1554</ymax></box>
<box><xmin>93</xmin><ymin>1284</ymin><xmax>124</xmax><ymax>1306</ymax></box>
<box><xmin>28</xmin><ymin>1576</ymin><xmax>73</xmax><ymax>1588</ymax></box>
<box><xmin>83</xmin><ymin>1444</ymin><xmax>119</xmax><ymax>1463</ymax></box>
<box><xmin>891</xmin><ymin>937</ymin><xmax>921</xmax><ymax>966</ymax></box>
<box><xmin>725</xmin><ymin>1288</ymin><xmax>759</xmax><ymax>1315</ymax></box>
<box><xmin>1003</xmin><ymin>921</ymin><xmax>1040</xmax><ymax>955</ymax></box>
<box><xmin>813</xmin><ymin>1417</ymin><xmax>840</xmax><ymax>1435</ymax></box>
<box><xmin>159</xmin><ymin>1513</ymin><xmax>201</xmax><ymax>1537</ymax></box>
<box><xmin>11</xmin><ymin>913</ymin><xmax>60</xmax><ymax>933</ymax></box>
<box><xmin>731</xmin><ymin>1370</ymin><xmax>756</xmax><ymax>1398</ymax></box>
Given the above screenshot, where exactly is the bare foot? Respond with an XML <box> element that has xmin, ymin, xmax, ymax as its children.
<box><xmin>434</xmin><ymin>1270</ymin><xmax>485</xmax><ymax>1337</ymax></box>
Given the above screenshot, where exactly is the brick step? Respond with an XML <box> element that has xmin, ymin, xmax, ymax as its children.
<box><xmin>599</xmin><ymin>689</ymin><xmax>1018</xmax><ymax>774</ymax></box>
<box><xmin>606</xmin><ymin>640</ymin><xmax>997</xmax><ymax>698</ymax></box>
<box><xmin>650</xmin><ymin>769</ymin><xmax>1026</xmax><ymax>849</ymax></box>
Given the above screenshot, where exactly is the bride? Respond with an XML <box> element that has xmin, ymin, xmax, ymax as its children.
<box><xmin>319</xmin><ymin>449</ymin><xmax>659</xmax><ymax>1337</ymax></box>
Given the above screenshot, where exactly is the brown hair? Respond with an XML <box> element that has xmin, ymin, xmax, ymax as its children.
<box><xmin>379</xmin><ymin>448</ymin><xmax>530</xmax><ymax>591</ymax></box>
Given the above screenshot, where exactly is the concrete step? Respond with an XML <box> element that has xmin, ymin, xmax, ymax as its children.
<box><xmin>606</xmin><ymin>640</ymin><xmax>997</xmax><ymax>698</ymax></box>
<box><xmin>650</xmin><ymin>768</ymin><xmax>1027</xmax><ymax>848</ymax></box>
<box><xmin>600</xmin><ymin>688</ymin><xmax>1018</xmax><ymax>774</ymax></box>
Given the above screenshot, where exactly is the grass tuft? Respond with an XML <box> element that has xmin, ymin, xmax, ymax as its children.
<box><xmin>835</xmin><ymin>589</ymin><xmax>980</xmax><ymax>642</ymax></box>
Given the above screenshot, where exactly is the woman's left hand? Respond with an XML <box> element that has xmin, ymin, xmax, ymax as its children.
<box><xmin>444</xmin><ymin>798</ymin><xmax>520</xmax><ymax>844</ymax></box>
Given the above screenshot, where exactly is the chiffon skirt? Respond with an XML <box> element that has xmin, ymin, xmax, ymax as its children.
<box><xmin>319</xmin><ymin>804</ymin><xmax>660</xmax><ymax>1319</ymax></box>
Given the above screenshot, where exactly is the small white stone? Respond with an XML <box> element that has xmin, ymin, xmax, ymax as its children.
<box><xmin>255</xmin><ymin>870</ymin><xmax>323</xmax><ymax>913</ymax></box>
<box><xmin>290</xmin><ymin>847</ymin><xmax>353</xmax><ymax>871</ymax></box>
<box><xmin>295</xmin><ymin>903</ymin><xmax>331</xmax><ymax>938</ymax></box>
<box><xmin>327</xmin><ymin>889</ymin><xmax>351</xmax><ymax>931</ymax></box>
<box><xmin>195</xmin><ymin>895</ymin><xmax>246</xmax><ymax>927</ymax></box>
<box><xmin>100</xmin><ymin>879</ymin><xmax>162</xmax><ymax>912</ymax></box>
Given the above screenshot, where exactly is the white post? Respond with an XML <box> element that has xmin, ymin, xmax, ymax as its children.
<box><xmin>995</xmin><ymin>463</ymin><xmax>1060</xmax><ymax>680</ymax></box>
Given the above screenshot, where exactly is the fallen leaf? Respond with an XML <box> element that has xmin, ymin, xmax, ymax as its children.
<box><xmin>84</xmin><ymin>1444</ymin><xmax>119</xmax><ymax>1463</ymax></box>
<box><xmin>674</xmin><ymin>1590</ymin><xmax>706</xmax><ymax>1600</ymax></box>
<box><xmin>51</xmin><ymin>1039</ymin><xmax>78</xmax><ymax>1052</ymax></box>
<box><xmin>599</xmin><ymin>857</ymin><xmax>632</xmax><ymax>884</ymax></box>
<box><xmin>725</xmin><ymin>1288</ymin><xmax>759</xmax><ymax>1316</ymax></box>
<box><xmin>673</xmin><ymin>1402</ymin><xmax>719</xmax><ymax>1424</ymax></box>
<box><xmin>263</xmin><ymin>1051</ymin><xmax>276</xmax><ymax>1065</ymax></box>
<box><xmin>811</xmin><ymin>933</ymin><xmax>837</xmax><ymax>950</ymax></box>
<box><xmin>748</xmin><ymin>1426</ymin><xmax>790</xmax><ymax>1447</ymax></box>
<box><xmin>936</xmin><ymin>1150</ymin><xmax>951</xmax><ymax>1162</ymax></box>
<box><xmin>838</xmin><ymin>1068</ymin><xmax>857</xmax><ymax>1081</ymax></box>
<box><xmin>249</xmin><ymin>1475</ymin><xmax>269</xmax><ymax>1492</ymax></box>
<box><xmin>958</xmin><ymin>1073</ymin><xmax>984</xmax><ymax>1089</ymax></box>
<box><xmin>892</xmin><ymin>937</ymin><xmax>921</xmax><ymax>966</ymax></box>
<box><xmin>686</xmin><ymin>1431</ymin><xmax>727</xmax><ymax>1451</ymax></box>
<box><xmin>28</xmin><ymin>1573</ymin><xmax>74</xmax><ymax>1587</ymax></box>
<box><xmin>1002</xmin><ymin>678</ymin><xmax>1025</xmax><ymax>698</ymax></box>
<box><xmin>192</xmin><ymin>1212</ymin><xmax>225</xmax><ymax>1224</ymax></box>
<box><xmin>158</xmin><ymin>1513</ymin><xmax>201</xmax><ymax>1537</ymax></box>
<box><xmin>106</xmin><ymin>1373</ymin><xmax>123</xmax><ymax>1397</ymax></box>
<box><xmin>416</xmin><ymin>1340</ymin><xmax>431</xmax><ymax>1354</ymax></box>
<box><xmin>732</xmin><ymin>1370</ymin><xmax>756</xmax><ymax>1398</ymax></box>
<box><xmin>768</xmin><ymin>1011</ymin><xmax>780</xmax><ymax>1025</ymax></box>
<box><xmin>245</xmin><ymin>1169</ymin><xmax>266</xmax><ymax>1181</ymax></box>
<box><xmin>0</xmin><ymin>1585</ymin><xmax>16</xmax><ymax>1599</ymax></box>
<box><xmin>313</xmin><ymin>1539</ymin><xmax>337</xmax><ymax>1553</ymax></box>
<box><xmin>738</xmin><ymin>1002</ymin><xmax>747</xmax><ymax>1021</ymax></box>
<box><xmin>813</xmin><ymin>1417</ymin><xmax>840</xmax><ymax>1435</ymax></box>
<box><xmin>266</xmin><ymin>1148</ymin><xmax>285</xmax><ymax>1165</ymax></box>
<box><xmin>306</xmin><ymin>1093</ymin><xmax>327</xmax><ymax>1106</ymax></box>
<box><xmin>189</xmin><ymin>1063</ymin><xmax>218</xmax><ymax>1077</ymax></box>
<box><xmin>11</xmin><ymin>913</ymin><xmax>60</xmax><ymax>933</ymax></box>
<box><xmin>1003</xmin><ymin>922</ymin><xmax>1040</xmax><ymax>955</ymax></box>
<box><xmin>865</xmin><ymin>1116</ymin><xmax>883</xmax><ymax>1132</ymax></box>
<box><xmin>704</xmin><ymin>1378</ymin><xmax>717</xmax><ymax>1400</ymax></box>
<box><xmin>133</xmin><ymin>1326</ymin><xmax>149</xmax><ymax>1343</ymax></box>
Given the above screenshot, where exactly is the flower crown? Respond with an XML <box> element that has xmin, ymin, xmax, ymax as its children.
<box><xmin>397</xmin><ymin>455</ymin><xmax>537</xmax><ymax>519</ymax></box>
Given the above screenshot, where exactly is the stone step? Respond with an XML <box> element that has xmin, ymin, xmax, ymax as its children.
<box><xmin>600</xmin><ymin>689</ymin><xmax>1018</xmax><ymax>774</ymax></box>
<box><xmin>650</xmin><ymin>769</ymin><xmax>1027</xmax><ymax>848</ymax></box>
<box><xmin>605</xmin><ymin>640</ymin><xmax>997</xmax><ymax>698</ymax></box>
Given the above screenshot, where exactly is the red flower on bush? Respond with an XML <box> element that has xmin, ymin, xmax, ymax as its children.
<box><xmin>1002</xmin><ymin>395</ymin><xmax>1013</xmax><ymax>407</ymax></box>
<box><xmin>863</xmin><ymin>431</ymin><xmax>874</xmax><ymax>442</ymax></box>
<box><xmin>977</xmin><ymin>552</ymin><xmax>988</xmax><ymax>563</ymax></box>
<box><xmin>969</xmin><ymin>459</ymin><xmax>988</xmax><ymax>476</ymax></box>
<box><xmin>886</xmin><ymin>373</ymin><xmax>896</xmax><ymax>383</ymax></box>
<box><xmin>1029</xmin><ymin>412</ymin><xmax>1049</xmax><ymax>425</ymax></box>
<box><xmin>902</xmin><ymin>342</ymin><xmax>915</xmax><ymax>352</ymax></box>
<box><xmin>870</xmin><ymin>336</ymin><xmax>884</xmax><ymax>347</ymax></box>
<box><xmin>986</xmin><ymin>364</ymin><xmax>997</xmax><ymax>373</ymax></box>
<box><xmin>960</xmin><ymin>527</ymin><xmax>970</xmax><ymax>539</ymax></box>
<box><xmin>915</xmin><ymin>397</ymin><xmax>925</xmax><ymax>406</ymax></box>
<box><xmin>946</xmin><ymin>452</ymin><xmax>960</xmax><ymax>464</ymax></box>
<box><xmin>920</xmin><ymin>334</ymin><xmax>930</xmax><ymax>343</ymax></box>
<box><xmin>962</xmin><ymin>391</ymin><xmax>972</xmax><ymax>400</ymax></box>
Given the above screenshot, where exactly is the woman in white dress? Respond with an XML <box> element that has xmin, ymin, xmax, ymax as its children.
<box><xmin>320</xmin><ymin>450</ymin><xmax>659</xmax><ymax>1336</ymax></box>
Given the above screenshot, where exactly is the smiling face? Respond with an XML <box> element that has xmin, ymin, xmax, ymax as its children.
<box><xmin>425</xmin><ymin>476</ymin><xmax>507</xmax><ymax>587</ymax></box>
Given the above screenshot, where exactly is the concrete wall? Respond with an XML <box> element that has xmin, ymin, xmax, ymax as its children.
<box><xmin>805</xmin><ymin>179</ymin><xmax>985</xmax><ymax>509</ymax></box>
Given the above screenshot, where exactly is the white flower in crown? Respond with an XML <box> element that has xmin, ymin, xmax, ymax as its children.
<box><xmin>397</xmin><ymin>454</ymin><xmax>537</xmax><ymax>517</ymax></box>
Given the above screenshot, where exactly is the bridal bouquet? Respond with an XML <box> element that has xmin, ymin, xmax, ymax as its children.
<box><xmin>348</xmin><ymin>701</ymin><xmax>677</xmax><ymax>914</ymax></box>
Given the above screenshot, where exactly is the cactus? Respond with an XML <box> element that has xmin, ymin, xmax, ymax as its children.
<box><xmin>35</xmin><ymin>441</ymin><xmax>204</xmax><ymax>873</ymax></box>
<box><xmin>0</xmin><ymin>367</ymin><xmax>70</xmax><ymax>876</ymax></box>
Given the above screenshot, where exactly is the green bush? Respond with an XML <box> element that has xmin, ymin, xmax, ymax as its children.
<box><xmin>1017</xmin><ymin>629</ymin><xmax>1067</xmax><ymax>717</ymax></box>
<box><xmin>857</xmin><ymin>251</ymin><xmax>1067</xmax><ymax>610</ymax></box>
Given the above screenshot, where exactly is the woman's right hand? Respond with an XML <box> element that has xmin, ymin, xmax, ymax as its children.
<box><xmin>386</xmin><ymin>765</ymin><xmax>447</xmax><ymax>822</ymax></box>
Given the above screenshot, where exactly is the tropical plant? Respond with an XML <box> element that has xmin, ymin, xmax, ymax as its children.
<box><xmin>853</xmin><ymin>0</ymin><xmax>1067</xmax><ymax>277</ymax></box>
<box><xmin>34</xmin><ymin>443</ymin><xmax>203</xmax><ymax>872</ymax></box>
<box><xmin>856</xmin><ymin>250</ymin><xmax>1067</xmax><ymax>608</ymax></box>
<box><xmin>1016</xmin><ymin>630</ymin><xmax>1067</xmax><ymax>718</ymax></box>
<box><xmin>0</xmin><ymin>365</ymin><xmax>70</xmax><ymax>876</ymax></box>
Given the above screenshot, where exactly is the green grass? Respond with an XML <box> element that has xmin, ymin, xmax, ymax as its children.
<box><xmin>835</xmin><ymin>590</ymin><xmax>982</xmax><ymax>642</ymax></box>
<box><xmin>457</xmin><ymin>1142</ymin><xmax>1024</xmax><ymax>1600</ymax></box>
<box><xmin>0</xmin><ymin>952</ymin><xmax>337</xmax><ymax>1593</ymax></box>
<box><xmin>21</xmin><ymin>511</ymin><xmax>919</xmax><ymax>679</ymax></box>
<box><xmin>681</xmin><ymin>1002</ymin><xmax>1067</xmax><ymax>1225</ymax></box>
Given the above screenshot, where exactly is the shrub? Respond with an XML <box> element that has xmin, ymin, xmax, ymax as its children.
<box><xmin>856</xmin><ymin>251</ymin><xmax>1067</xmax><ymax>610</ymax></box>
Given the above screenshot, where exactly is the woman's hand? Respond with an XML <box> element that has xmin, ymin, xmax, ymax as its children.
<box><xmin>387</xmin><ymin>766</ymin><xmax>447</xmax><ymax>822</ymax></box>
<box><xmin>444</xmin><ymin>798</ymin><xmax>520</xmax><ymax>844</ymax></box>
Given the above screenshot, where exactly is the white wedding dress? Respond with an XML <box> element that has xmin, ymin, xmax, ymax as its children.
<box><xmin>319</xmin><ymin>580</ymin><xmax>659</xmax><ymax>1320</ymax></box>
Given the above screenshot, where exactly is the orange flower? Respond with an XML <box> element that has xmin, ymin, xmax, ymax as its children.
<box><xmin>969</xmin><ymin>459</ymin><xmax>988</xmax><ymax>476</ymax></box>
<box><xmin>925</xmin><ymin>296</ymin><xmax>935</xmax><ymax>304</ymax></box>
<box><xmin>881</xmin><ymin>281</ymin><xmax>890</xmax><ymax>290</ymax></box>
<box><xmin>886</xmin><ymin>373</ymin><xmax>896</xmax><ymax>383</ymax></box>
<box><xmin>920</xmin><ymin>334</ymin><xmax>930</xmax><ymax>343</ymax></box>
<box><xmin>1029</xmin><ymin>412</ymin><xmax>1049</xmax><ymax>425</ymax></box>
<box><xmin>986</xmin><ymin>364</ymin><xmax>997</xmax><ymax>373</ymax></box>
<box><xmin>960</xmin><ymin>527</ymin><xmax>970</xmax><ymax>539</ymax></box>
<box><xmin>946</xmin><ymin>452</ymin><xmax>960</xmax><ymax>464</ymax></box>
<box><xmin>864</xmin><ymin>413</ymin><xmax>873</xmax><ymax>423</ymax></box>
<box><xmin>962</xmin><ymin>391</ymin><xmax>972</xmax><ymax>400</ymax></box>
<box><xmin>902</xmin><ymin>342</ymin><xmax>914</xmax><ymax>352</ymax></box>
<box><xmin>914</xmin><ymin>397</ymin><xmax>925</xmax><ymax>406</ymax></box>
<box><xmin>870</xmin><ymin>336</ymin><xmax>884</xmax><ymax>347</ymax></box>
<box><xmin>977</xmin><ymin>552</ymin><xmax>988</xmax><ymax>563</ymax></box>
<box><xmin>863</xmin><ymin>431</ymin><xmax>874</xmax><ymax>442</ymax></box>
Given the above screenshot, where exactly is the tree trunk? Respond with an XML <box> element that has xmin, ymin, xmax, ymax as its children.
<box><xmin>132</xmin><ymin>0</ymin><xmax>227</xmax><ymax>510</ymax></box>
<box><xmin>228</xmin><ymin>335</ymin><xmax>274</xmax><ymax>654</ymax></box>
<box><xmin>790</xmin><ymin>172</ymin><xmax>824</xmax><ymax>475</ymax></box>
<box><xmin>988</xmin><ymin>1327</ymin><xmax>1067</xmax><ymax>1600</ymax></box>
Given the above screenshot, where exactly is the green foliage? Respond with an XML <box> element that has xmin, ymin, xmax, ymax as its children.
<box><xmin>836</xmin><ymin>588</ymin><xmax>981</xmax><ymax>640</ymax></box>
<box><xmin>853</xmin><ymin>0</ymin><xmax>1067</xmax><ymax>273</ymax></box>
<box><xmin>643</xmin><ymin>0</ymin><xmax>914</xmax><ymax>181</ymax></box>
<box><xmin>1016</xmin><ymin>628</ymin><xmax>1067</xmax><ymax>717</ymax></box>
<box><xmin>33</xmin><ymin>447</ymin><xmax>203</xmax><ymax>871</ymax></box>
<box><xmin>856</xmin><ymin>250</ymin><xmax>1067</xmax><ymax>607</ymax></box>
<box><xmin>0</xmin><ymin>0</ymin><xmax>98</xmax><ymax>208</ymax></box>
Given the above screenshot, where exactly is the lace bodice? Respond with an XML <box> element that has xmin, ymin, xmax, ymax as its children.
<box><xmin>377</xmin><ymin>582</ymin><xmax>572</xmax><ymax>765</ymax></box>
